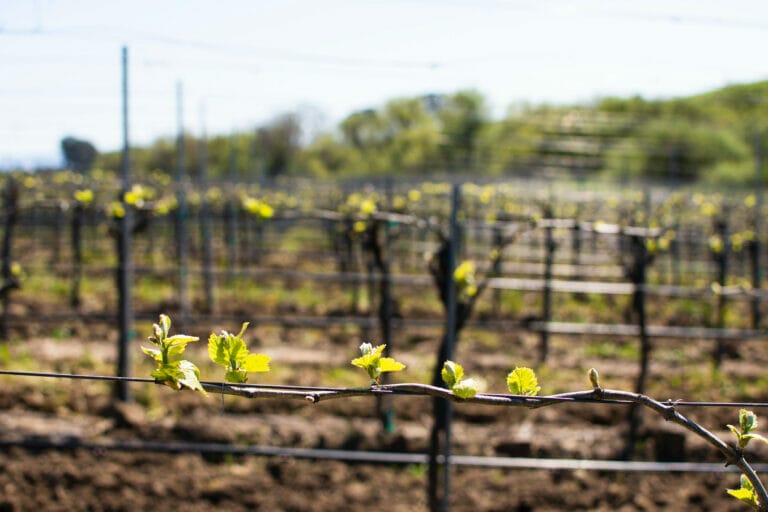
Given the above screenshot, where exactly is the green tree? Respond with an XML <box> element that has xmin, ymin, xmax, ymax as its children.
<box><xmin>255</xmin><ymin>113</ymin><xmax>302</xmax><ymax>180</ymax></box>
<box><xmin>61</xmin><ymin>136</ymin><xmax>97</xmax><ymax>173</ymax></box>
<box><xmin>436</xmin><ymin>90</ymin><xmax>488</xmax><ymax>172</ymax></box>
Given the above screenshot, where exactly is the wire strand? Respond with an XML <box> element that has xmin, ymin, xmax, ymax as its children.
<box><xmin>1</xmin><ymin>369</ymin><xmax>767</xmax><ymax>408</ymax></box>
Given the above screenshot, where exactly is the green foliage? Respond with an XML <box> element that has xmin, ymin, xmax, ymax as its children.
<box><xmin>588</xmin><ymin>368</ymin><xmax>600</xmax><ymax>389</ymax></box>
<box><xmin>255</xmin><ymin>113</ymin><xmax>303</xmax><ymax>179</ymax></box>
<box><xmin>351</xmin><ymin>343</ymin><xmax>405</xmax><ymax>384</ymax></box>
<box><xmin>453</xmin><ymin>260</ymin><xmax>478</xmax><ymax>299</ymax></box>
<box><xmin>728</xmin><ymin>409</ymin><xmax>768</xmax><ymax>450</ymax></box>
<box><xmin>94</xmin><ymin>80</ymin><xmax>768</xmax><ymax>184</ymax></box>
<box><xmin>506</xmin><ymin>367</ymin><xmax>540</xmax><ymax>396</ymax></box>
<box><xmin>142</xmin><ymin>314</ymin><xmax>206</xmax><ymax>395</ymax></box>
<box><xmin>726</xmin><ymin>410</ymin><xmax>767</xmax><ymax>508</ymax></box>
<box><xmin>208</xmin><ymin>322</ymin><xmax>271</xmax><ymax>384</ymax></box>
<box><xmin>728</xmin><ymin>474</ymin><xmax>759</xmax><ymax>509</ymax></box>
<box><xmin>440</xmin><ymin>360</ymin><xmax>478</xmax><ymax>399</ymax></box>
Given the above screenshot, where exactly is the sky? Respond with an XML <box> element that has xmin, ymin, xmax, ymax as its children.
<box><xmin>1</xmin><ymin>0</ymin><xmax>767</xmax><ymax>169</ymax></box>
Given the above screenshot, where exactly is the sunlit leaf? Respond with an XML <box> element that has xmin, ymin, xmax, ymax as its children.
<box><xmin>742</xmin><ymin>433</ymin><xmax>768</xmax><ymax>446</ymax></box>
<box><xmin>208</xmin><ymin>333</ymin><xmax>230</xmax><ymax>366</ymax></box>
<box><xmin>141</xmin><ymin>346</ymin><xmax>162</xmax><ymax>362</ymax></box>
<box><xmin>174</xmin><ymin>360</ymin><xmax>207</xmax><ymax>395</ymax></box>
<box><xmin>740</xmin><ymin>409</ymin><xmax>758</xmax><ymax>433</ymax></box>
<box><xmin>727</xmin><ymin>475</ymin><xmax>758</xmax><ymax>508</ymax></box>
<box><xmin>351</xmin><ymin>343</ymin><xmax>404</xmax><ymax>384</ymax></box>
<box><xmin>208</xmin><ymin>323</ymin><xmax>270</xmax><ymax>383</ymax></box>
<box><xmin>452</xmin><ymin>378</ymin><xmax>478</xmax><ymax>399</ymax></box>
<box><xmin>507</xmin><ymin>367</ymin><xmax>540</xmax><ymax>396</ymax></box>
<box><xmin>244</xmin><ymin>353</ymin><xmax>271</xmax><ymax>373</ymax></box>
<box><xmin>225</xmin><ymin>369</ymin><xmax>247</xmax><ymax>384</ymax></box>
<box><xmin>379</xmin><ymin>357</ymin><xmax>405</xmax><ymax>373</ymax></box>
<box><xmin>141</xmin><ymin>314</ymin><xmax>206</xmax><ymax>396</ymax></box>
<box><xmin>441</xmin><ymin>360</ymin><xmax>464</xmax><ymax>388</ymax></box>
<box><xmin>351</xmin><ymin>353</ymin><xmax>377</xmax><ymax>370</ymax></box>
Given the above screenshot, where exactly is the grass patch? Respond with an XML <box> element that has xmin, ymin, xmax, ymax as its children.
<box><xmin>583</xmin><ymin>339</ymin><xmax>640</xmax><ymax>360</ymax></box>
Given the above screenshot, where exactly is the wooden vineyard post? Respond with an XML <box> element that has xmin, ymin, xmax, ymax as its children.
<box><xmin>752</xmin><ymin>134</ymin><xmax>763</xmax><ymax>329</ymax></box>
<box><xmin>70</xmin><ymin>200</ymin><xmax>84</xmax><ymax>310</ymax></box>
<box><xmin>624</xmin><ymin>234</ymin><xmax>650</xmax><ymax>459</ymax></box>
<box><xmin>571</xmin><ymin>204</ymin><xmax>582</xmax><ymax>273</ymax></box>
<box><xmin>670</xmin><ymin>222</ymin><xmax>681</xmax><ymax>286</ymax></box>
<box><xmin>225</xmin><ymin>143</ymin><xmax>240</xmax><ymax>277</ymax></box>
<box><xmin>115</xmin><ymin>46</ymin><xmax>133</xmax><ymax>402</ymax></box>
<box><xmin>491</xmin><ymin>218</ymin><xmax>504</xmax><ymax>317</ymax></box>
<box><xmin>50</xmin><ymin>202</ymin><xmax>64</xmax><ymax>266</ymax></box>
<box><xmin>0</xmin><ymin>177</ymin><xmax>20</xmax><ymax>341</ymax></box>
<box><xmin>174</xmin><ymin>81</ymin><xmax>190</xmax><ymax>327</ymax></box>
<box><xmin>374</xmin><ymin>179</ymin><xmax>396</xmax><ymax>432</ymax></box>
<box><xmin>713</xmin><ymin>214</ymin><xmax>731</xmax><ymax>367</ymax></box>
<box><xmin>540</xmin><ymin>208</ymin><xmax>556</xmax><ymax>364</ymax></box>
<box><xmin>428</xmin><ymin>184</ymin><xmax>460</xmax><ymax>512</ymax></box>
<box><xmin>198</xmin><ymin>116</ymin><xmax>215</xmax><ymax>314</ymax></box>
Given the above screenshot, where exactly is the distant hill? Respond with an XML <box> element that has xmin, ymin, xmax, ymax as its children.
<box><xmin>95</xmin><ymin>81</ymin><xmax>768</xmax><ymax>185</ymax></box>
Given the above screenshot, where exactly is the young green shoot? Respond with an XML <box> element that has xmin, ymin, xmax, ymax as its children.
<box><xmin>588</xmin><ymin>367</ymin><xmax>601</xmax><ymax>390</ymax></box>
<box><xmin>142</xmin><ymin>314</ymin><xmax>206</xmax><ymax>395</ymax></box>
<box><xmin>453</xmin><ymin>260</ymin><xmax>478</xmax><ymax>299</ymax></box>
<box><xmin>728</xmin><ymin>409</ymin><xmax>768</xmax><ymax>450</ymax></box>
<box><xmin>440</xmin><ymin>360</ymin><xmax>479</xmax><ymax>399</ymax></box>
<box><xmin>727</xmin><ymin>408</ymin><xmax>768</xmax><ymax>508</ymax></box>
<box><xmin>351</xmin><ymin>343</ymin><xmax>405</xmax><ymax>385</ymax></box>
<box><xmin>507</xmin><ymin>366</ymin><xmax>540</xmax><ymax>396</ymax></box>
<box><xmin>208</xmin><ymin>322</ymin><xmax>271</xmax><ymax>383</ymax></box>
<box><xmin>728</xmin><ymin>474</ymin><xmax>760</xmax><ymax>509</ymax></box>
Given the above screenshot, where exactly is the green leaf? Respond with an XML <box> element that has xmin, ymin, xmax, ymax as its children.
<box><xmin>174</xmin><ymin>360</ymin><xmax>207</xmax><ymax>395</ymax></box>
<box><xmin>208</xmin><ymin>325</ymin><xmax>271</xmax><ymax>383</ymax></box>
<box><xmin>727</xmin><ymin>475</ymin><xmax>758</xmax><ymax>508</ymax></box>
<box><xmin>351</xmin><ymin>343</ymin><xmax>404</xmax><ymax>384</ymax></box>
<box><xmin>159</xmin><ymin>314</ymin><xmax>171</xmax><ymax>337</ymax></box>
<box><xmin>228</xmin><ymin>337</ymin><xmax>249</xmax><ymax>365</ymax></box>
<box><xmin>727</xmin><ymin>487</ymin><xmax>758</xmax><ymax>506</ymax></box>
<box><xmin>441</xmin><ymin>361</ymin><xmax>464</xmax><ymax>388</ymax></box>
<box><xmin>379</xmin><ymin>357</ymin><xmax>406</xmax><ymax>373</ymax></box>
<box><xmin>208</xmin><ymin>333</ymin><xmax>229</xmax><ymax>366</ymax></box>
<box><xmin>151</xmin><ymin>360</ymin><xmax>207</xmax><ymax>396</ymax></box>
<box><xmin>166</xmin><ymin>344</ymin><xmax>187</xmax><ymax>359</ymax></box>
<box><xmin>507</xmin><ymin>367</ymin><xmax>541</xmax><ymax>396</ymax></box>
<box><xmin>143</xmin><ymin>314</ymin><xmax>206</xmax><ymax>396</ymax></box>
<box><xmin>742</xmin><ymin>433</ymin><xmax>768</xmax><ymax>446</ymax></box>
<box><xmin>244</xmin><ymin>353</ymin><xmax>271</xmax><ymax>373</ymax></box>
<box><xmin>351</xmin><ymin>353</ymin><xmax>377</xmax><ymax>370</ymax></box>
<box><xmin>740</xmin><ymin>409</ymin><xmax>758</xmax><ymax>434</ymax></box>
<box><xmin>351</xmin><ymin>344</ymin><xmax>387</xmax><ymax>371</ymax></box>
<box><xmin>141</xmin><ymin>346</ymin><xmax>162</xmax><ymax>362</ymax></box>
<box><xmin>452</xmin><ymin>378</ymin><xmax>478</xmax><ymax>399</ymax></box>
<box><xmin>166</xmin><ymin>334</ymin><xmax>200</xmax><ymax>347</ymax></box>
<box><xmin>225</xmin><ymin>368</ymin><xmax>248</xmax><ymax>384</ymax></box>
<box><xmin>151</xmin><ymin>366</ymin><xmax>181</xmax><ymax>387</ymax></box>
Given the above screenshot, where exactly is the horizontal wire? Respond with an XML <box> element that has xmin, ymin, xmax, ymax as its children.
<box><xmin>1</xmin><ymin>369</ymin><xmax>767</xmax><ymax>408</ymax></box>
<box><xmin>2</xmin><ymin>436</ymin><xmax>767</xmax><ymax>474</ymax></box>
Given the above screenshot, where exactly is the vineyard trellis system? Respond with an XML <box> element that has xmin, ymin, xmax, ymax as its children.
<box><xmin>1</xmin><ymin>368</ymin><xmax>768</xmax><ymax>510</ymax></box>
<box><xmin>2</xmin><ymin>173</ymin><xmax>768</xmax><ymax>510</ymax></box>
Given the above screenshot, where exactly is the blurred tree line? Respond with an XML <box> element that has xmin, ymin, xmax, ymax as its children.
<box><xmin>90</xmin><ymin>80</ymin><xmax>768</xmax><ymax>184</ymax></box>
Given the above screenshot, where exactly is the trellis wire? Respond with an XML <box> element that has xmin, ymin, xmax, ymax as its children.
<box><xmin>1</xmin><ymin>369</ymin><xmax>767</xmax><ymax>409</ymax></box>
<box><xmin>2</xmin><ymin>436</ymin><xmax>768</xmax><ymax>474</ymax></box>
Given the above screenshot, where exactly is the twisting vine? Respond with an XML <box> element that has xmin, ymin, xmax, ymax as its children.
<box><xmin>143</xmin><ymin>314</ymin><xmax>768</xmax><ymax>510</ymax></box>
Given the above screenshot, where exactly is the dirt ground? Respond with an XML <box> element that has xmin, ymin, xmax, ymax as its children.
<box><xmin>4</xmin><ymin>176</ymin><xmax>768</xmax><ymax>511</ymax></box>
<box><xmin>0</xmin><ymin>308</ymin><xmax>767</xmax><ymax>511</ymax></box>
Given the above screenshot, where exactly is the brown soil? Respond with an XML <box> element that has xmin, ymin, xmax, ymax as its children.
<box><xmin>1</xmin><ymin>313</ymin><xmax>766</xmax><ymax>511</ymax></box>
